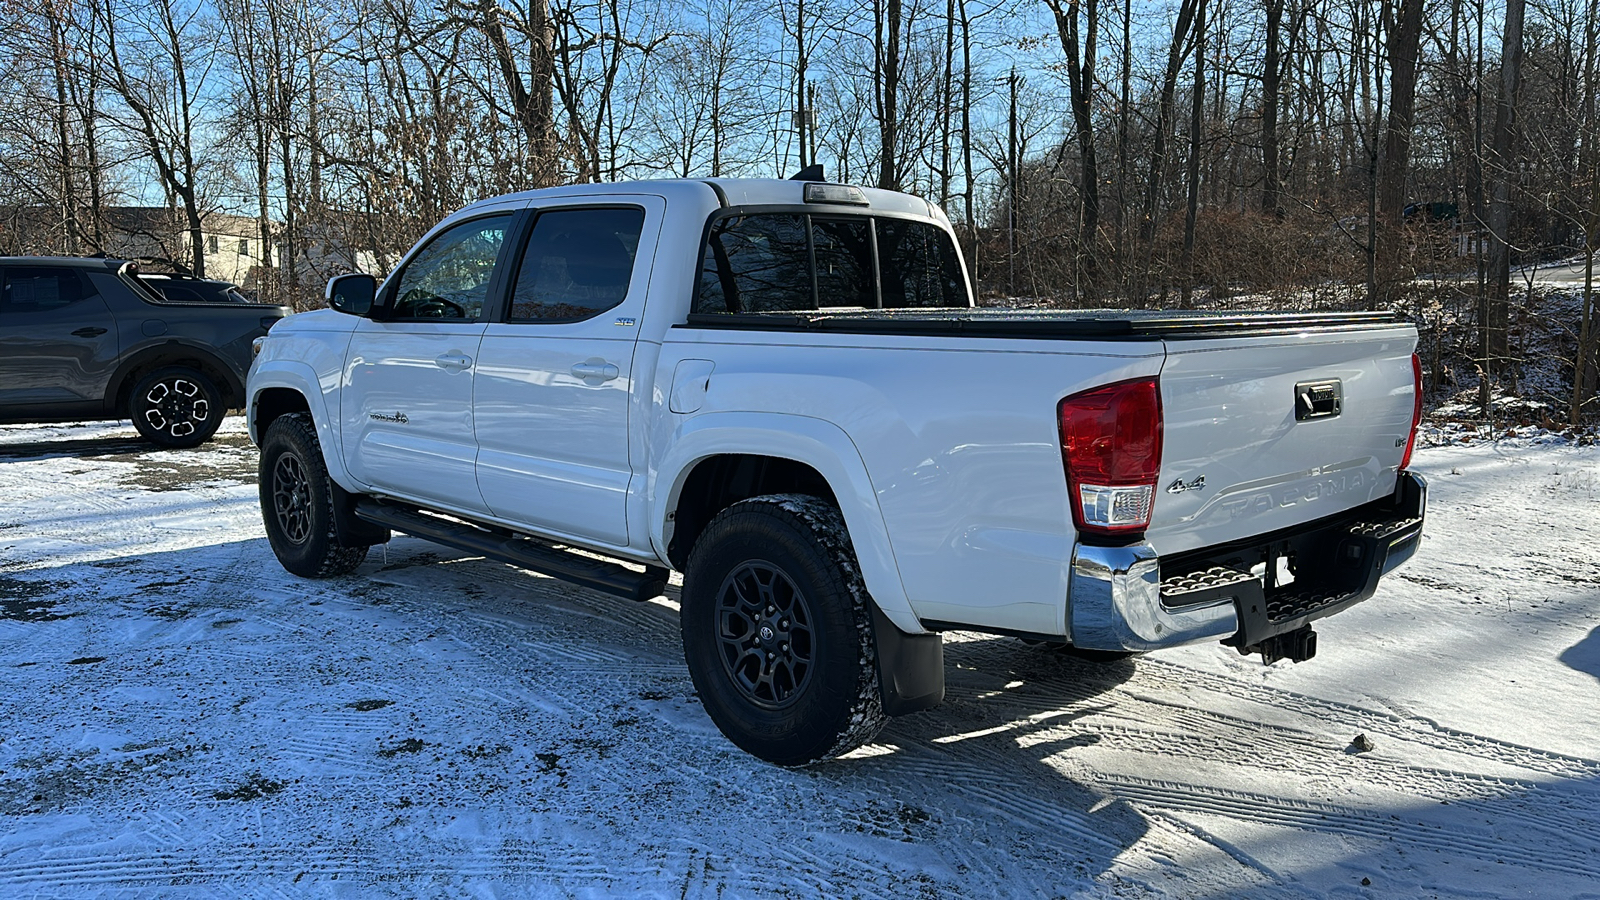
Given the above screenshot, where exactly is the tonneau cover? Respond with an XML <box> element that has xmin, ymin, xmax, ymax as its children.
<box><xmin>682</xmin><ymin>308</ymin><xmax>1401</xmax><ymax>340</ymax></box>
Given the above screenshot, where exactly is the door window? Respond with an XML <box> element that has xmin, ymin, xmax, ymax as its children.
<box><xmin>389</xmin><ymin>215</ymin><xmax>510</xmax><ymax>320</ymax></box>
<box><xmin>0</xmin><ymin>267</ymin><xmax>89</xmax><ymax>316</ymax></box>
<box><xmin>508</xmin><ymin>207</ymin><xmax>646</xmax><ymax>322</ymax></box>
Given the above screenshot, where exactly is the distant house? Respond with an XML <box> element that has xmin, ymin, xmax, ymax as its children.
<box><xmin>0</xmin><ymin>205</ymin><xmax>271</xmax><ymax>284</ymax></box>
<box><xmin>100</xmin><ymin>207</ymin><xmax>270</xmax><ymax>284</ymax></box>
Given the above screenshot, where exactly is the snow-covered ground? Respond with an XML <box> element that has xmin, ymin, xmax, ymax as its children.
<box><xmin>1</xmin><ymin>416</ymin><xmax>1597</xmax><ymax>898</ymax></box>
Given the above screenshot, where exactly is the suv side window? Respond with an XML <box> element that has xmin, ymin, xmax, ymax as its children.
<box><xmin>508</xmin><ymin>207</ymin><xmax>645</xmax><ymax>322</ymax></box>
<box><xmin>0</xmin><ymin>267</ymin><xmax>90</xmax><ymax>316</ymax></box>
<box><xmin>389</xmin><ymin>215</ymin><xmax>510</xmax><ymax>320</ymax></box>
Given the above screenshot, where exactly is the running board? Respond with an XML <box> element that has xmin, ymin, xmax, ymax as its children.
<box><xmin>354</xmin><ymin>499</ymin><xmax>669</xmax><ymax>603</ymax></box>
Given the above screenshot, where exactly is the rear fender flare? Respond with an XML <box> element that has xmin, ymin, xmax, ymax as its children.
<box><xmin>652</xmin><ymin>411</ymin><xmax>921</xmax><ymax>634</ymax></box>
<box><xmin>107</xmin><ymin>340</ymin><xmax>245</xmax><ymax>411</ymax></box>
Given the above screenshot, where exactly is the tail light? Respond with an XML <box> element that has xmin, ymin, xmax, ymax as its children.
<box><xmin>1058</xmin><ymin>378</ymin><xmax>1163</xmax><ymax>535</ymax></box>
<box><xmin>1400</xmin><ymin>352</ymin><xmax>1423</xmax><ymax>470</ymax></box>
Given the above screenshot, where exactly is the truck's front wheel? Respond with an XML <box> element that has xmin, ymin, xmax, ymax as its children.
<box><xmin>260</xmin><ymin>413</ymin><xmax>369</xmax><ymax>578</ymax></box>
<box><xmin>680</xmin><ymin>494</ymin><xmax>887</xmax><ymax>766</ymax></box>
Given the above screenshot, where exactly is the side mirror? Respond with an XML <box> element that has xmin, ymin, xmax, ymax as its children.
<box><xmin>326</xmin><ymin>273</ymin><xmax>376</xmax><ymax>316</ymax></box>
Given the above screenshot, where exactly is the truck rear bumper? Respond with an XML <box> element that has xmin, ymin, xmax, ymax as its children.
<box><xmin>1068</xmin><ymin>471</ymin><xmax>1427</xmax><ymax>653</ymax></box>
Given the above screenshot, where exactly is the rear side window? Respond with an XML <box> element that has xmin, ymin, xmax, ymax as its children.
<box><xmin>509</xmin><ymin>207</ymin><xmax>645</xmax><ymax>322</ymax></box>
<box><xmin>0</xmin><ymin>267</ymin><xmax>88</xmax><ymax>316</ymax></box>
<box><xmin>695</xmin><ymin>212</ymin><xmax>965</xmax><ymax>314</ymax></box>
<box><xmin>878</xmin><ymin>219</ymin><xmax>967</xmax><ymax>309</ymax></box>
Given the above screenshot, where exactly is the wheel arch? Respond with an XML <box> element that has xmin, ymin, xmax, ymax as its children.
<box><xmin>247</xmin><ymin>360</ymin><xmax>357</xmax><ymax>491</ymax></box>
<box><xmin>652</xmin><ymin>412</ymin><xmax>921</xmax><ymax>633</ymax></box>
<box><xmin>108</xmin><ymin>341</ymin><xmax>245</xmax><ymax>413</ymax></box>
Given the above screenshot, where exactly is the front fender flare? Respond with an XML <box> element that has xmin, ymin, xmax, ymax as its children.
<box><xmin>247</xmin><ymin>359</ymin><xmax>356</xmax><ymax>492</ymax></box>
<box><xmin>651</xmin><ymin>411</ymin><xmax>922</xmax><ymax>634</ymax></box>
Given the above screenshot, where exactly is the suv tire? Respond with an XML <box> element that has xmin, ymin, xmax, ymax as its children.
<box><xmin>260</xmin><ymin>412</ymin><xmax>369</xmax><ymax>578</ymax></box>
<box><xmin>128</xmin><ymin>366</ymin><xmax>225</xmax><ymax>448</ymax></box>
<box><xmin>680</xmin><ymin>494</ymin><xmax>887</xmax><ymax>766</ymax></box>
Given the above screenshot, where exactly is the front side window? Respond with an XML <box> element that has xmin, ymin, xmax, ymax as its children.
<box><xmin>509</xmin><ymin>207</ymin><xmax>645</xmax><ymax>322</ymax></box>
<box><xmin>696</xmin><ymin>214</ymin><xmax>810</xmax><ymax>313</ymax></box>
<box><xmin>0</xmin><ymin>267</ymin><xmax>89</xmax><ymax>316</ymax></box>
<box><xmin>390</xmin><ymin>215</ymin><xmax>510</xmax><ymax>320</ymax></box>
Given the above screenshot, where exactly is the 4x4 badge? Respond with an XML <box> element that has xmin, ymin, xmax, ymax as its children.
<box><xmin>1167</xmin><ymin>475</ymin><xmax>1205</xmax><ymax>494</ymax></box>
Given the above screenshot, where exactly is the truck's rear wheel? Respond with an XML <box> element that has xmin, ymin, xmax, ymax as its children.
<box><xmin>681</xmin><ymin>494</ymin><xmax>886</xmax><ymax>766</ymax></box>
<box><xmin>260</xmin><ymin>412</ymin><xmax>369</xmax><ymax>578</ymax></box>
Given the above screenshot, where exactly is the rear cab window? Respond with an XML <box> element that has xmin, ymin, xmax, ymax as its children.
<box><xmin>695</xmin><ymin>212</ymin><xmax>967</xmax><ymax>314</ymax></box>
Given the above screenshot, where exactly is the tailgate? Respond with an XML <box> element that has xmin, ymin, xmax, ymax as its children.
<box><xmin>1147</xmin><ymin>325</ymin><xmax>1417</xmax><ymax>556</ymax></box>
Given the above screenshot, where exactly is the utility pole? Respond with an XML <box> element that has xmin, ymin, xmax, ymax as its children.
<box><xmin>1008</xmin><ymin>67</ymin><xmax>1018</xmax><ymax>298</ymax></box>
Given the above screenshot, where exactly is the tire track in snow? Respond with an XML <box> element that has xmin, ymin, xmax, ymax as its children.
<box><xmin>1101</xmin><ymin>775</ymin><xmax>1600</xmax><ymax>880</ymax></box>
<box><xmin>1137</xmin><ymin>659</ymin><xmax>1600</xmax><ymax>780</ymax></box>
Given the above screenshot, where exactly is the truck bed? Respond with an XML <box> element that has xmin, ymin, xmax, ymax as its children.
<box><xmin>682</xmin><ymin>308</ymin><xmax>1401</xmax><ymax>340</ymax></box>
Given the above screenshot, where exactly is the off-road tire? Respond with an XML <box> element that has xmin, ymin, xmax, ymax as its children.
<box><xmin>681</xmin><ymin>494</ymin><xmax>887</xmax><ymax>766</ymax></box>
<box><xmin>128</xmin><ymin>366</ymin><xmax>224</xmax><ymax>448</ymax></box>
<box><xmin>260</xmin><ymin>413</ymin><xmax>369</xmax><ymax>578</ymax></box>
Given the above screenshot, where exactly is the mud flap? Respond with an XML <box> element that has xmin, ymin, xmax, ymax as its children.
<box><xmin>331</xmin><ymin>483</ymin><xmax>391</xmax><ymax>546</ymax></box>
<box><xmin>870</xmin><ymin>604</ymin><xmax>944</xmax><ymax>716</ymax></box>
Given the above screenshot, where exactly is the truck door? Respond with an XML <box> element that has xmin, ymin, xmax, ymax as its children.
<box><xmin>472</xmin><ymin>196</ymin><xmax>663</xmax><ymax>547</ymax></box>
<box><xmin>0</xmin><ymin>265</ymin><xmax>119</xmax><ymax>419</ymax></box>
<box><xmin>342</xmin><ymin>212</ymin><xmax>515</xmax><ymax>514</ymax></box>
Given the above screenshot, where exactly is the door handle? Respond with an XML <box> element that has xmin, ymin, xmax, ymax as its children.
<box><xmin>434</xmin><ymin>353</ymin><xmax>473</xmax><ymax>371</ymax></box>
<box><xmin>71</xmin><ymin>327</ymin><xmax>108</xmax><ymax>338</ymax></box>
<box><xmin>570</xmin><ymin>360</ymin><xmax>620</xmax><ymax>382</ymax></box>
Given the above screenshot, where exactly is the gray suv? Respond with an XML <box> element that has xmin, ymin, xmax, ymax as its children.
<box><xmin>0</xmin><ymin>257</ymin><xmax>289</xmax><ymax>448</ymax></box>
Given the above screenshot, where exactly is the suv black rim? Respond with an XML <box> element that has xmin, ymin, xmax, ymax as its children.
<box><xmin>272</xmin><ymin>453</ymin><xmax>313</xmax><ymax>544</ymax></box>
<box><xmin>715</xmin><ymin>561</ymin><xmax>814</xmax><ymax>709</ymax></box>
<box><xmin>142</xmin><ymin>377</ymin><xmax>210</xmax><ymax>438</ymax></box>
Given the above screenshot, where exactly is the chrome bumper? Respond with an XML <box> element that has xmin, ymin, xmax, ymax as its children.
<box><xmin>1066</xmin><ymin>471</ymin><xmax>1427</xmax><ymax>653</ymax></box>
<box><xmin>1067</xmin><ymin>543</ymin><xmax>1238</xmax><ymax>652</ymax></box>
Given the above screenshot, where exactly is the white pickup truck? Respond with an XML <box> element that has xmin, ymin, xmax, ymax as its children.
<box><xmin>248</xmin><ymin>178</ymin><xmax>1426</xmax><ymax>765</ymax></box>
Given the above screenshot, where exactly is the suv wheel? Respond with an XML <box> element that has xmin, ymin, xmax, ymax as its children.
<box><xmin>259</xmin><ymin>412</ymin><xmax>369</xmax><ymax>578</ymax></box>
<box><xmin>681</xmin><ymin>494</ymin><xmax>887</xmax><ymax>766</ymax></box>
<box><xmin>128</xmin><ymin>366</ymin><xmax>224</xmax><ymax>448</ymax></box>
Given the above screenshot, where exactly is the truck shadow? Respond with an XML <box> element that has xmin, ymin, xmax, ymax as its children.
<box><xmin>1561</xmin><ymin>625</ymin><xmax>1600</xmax><ymax>683</ymax></box>
<box><xmin>0</xmin><ymin>434</ymin><xmax>151</xmax><ymax>460</ymax></box>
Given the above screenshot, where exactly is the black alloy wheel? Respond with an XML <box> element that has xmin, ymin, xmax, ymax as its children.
<box><xmin>714</xmin><ymin>561</ymin><xmax>815</xmax><ymax>709</ymax></box>
<box><xmin>681</xmin><ymin>494</ymin><xmax>887</xmax><ymax>766</ymax></box>
<box><xmin>259</xmin><ymin>412</ymin><xmax>370</xmax><ymax>578</ymax></box>
<box><xmin>272</xmin><ymin>452</ymin><xmax>314</xmax><ymax>545</ymax></box>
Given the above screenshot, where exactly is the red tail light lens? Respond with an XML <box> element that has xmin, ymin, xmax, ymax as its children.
<box><xmin>1400</xmin><ymin>352</ymin><xmax>1423</xmax><ymax>470</ymax></box>
<box><xmin>1058</xmin><ymin>378</ymin><xmax>1163</xmax><ymax>535</ymax></box>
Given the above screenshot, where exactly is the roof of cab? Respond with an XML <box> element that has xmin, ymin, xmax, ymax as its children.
<box><xmin>458</xmin><ymin>178</ymin><xmax>938</xmax><ymax>220</ymax></box>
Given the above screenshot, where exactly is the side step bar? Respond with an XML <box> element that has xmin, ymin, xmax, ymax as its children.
<box><xmin>354</xmin><ymin>499</ymin><xmax>669</xmax><ymax>603</ymax></box>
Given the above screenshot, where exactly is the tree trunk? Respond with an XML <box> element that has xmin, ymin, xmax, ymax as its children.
<box><xmin>1261</xmin><ymin>0</ymin><xmax>1284</xmax><ymax>218</ymax></box>
<box><xmin>1374</xmin><ymin>0</ymin><xmax>1426</xmax><ymax>306</ymax></box>
<box><xmin>876</xmin><ymin>0</ymin><xmax>902</xmax><ymax>191</ymax></box>
<box><xmin>1180</xmin><ymin>0</ymin><xmax>1206</xmax><ymax>305</ymax></box>
<box><xmin>1047</xmin><ymin>0</ymin><xmax>1101</xmax><ymax>302</ymax></box>
<box><xmin>1485</xmin><ymin>0</ymin><xmax>1525</xmax><ymax>383</ymax></box>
